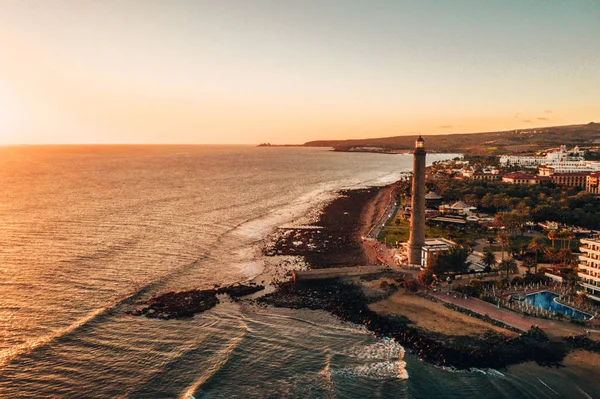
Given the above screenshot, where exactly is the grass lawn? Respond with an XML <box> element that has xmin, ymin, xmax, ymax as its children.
<box><xmin>378</xmin><ymin>218</ymin><xmax>486</xmax><ymax>246</ymax></box>
<box><xmin>379</xmin><ymin>217</ymin><xmax>582</xmax><ymax>253</ymax></box>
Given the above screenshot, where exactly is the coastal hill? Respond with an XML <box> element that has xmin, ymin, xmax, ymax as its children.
<box><xmin>303</xmin><ymin>122</ymin><xmax>600</xmax><ymax>155</ymax></box>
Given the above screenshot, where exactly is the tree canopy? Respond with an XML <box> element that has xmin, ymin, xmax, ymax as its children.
<box><xmin>428</xmin><ymin>179</ymin><xmax>600</xmax><ymax>229</ymax></box>
<box><xmin>428</xmin><ymin>246</ymin><xmax>472</xmax><ymax>275</ymax></box>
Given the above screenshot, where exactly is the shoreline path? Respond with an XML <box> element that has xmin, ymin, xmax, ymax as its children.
<box><xmin>430</xmin><ymin>291</ymin><xmax>594</xmax><ymax>339</ymax></box>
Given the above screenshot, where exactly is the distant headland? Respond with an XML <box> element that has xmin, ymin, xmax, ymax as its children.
<box><xmin>260</xmin><ymin>122</ymin><xmax>600</xmax><ymax>155</ymax></box>
<box><xmin>257</xmin><ymin>143</ymin><xmax>302</xmax><ymax>148</ymax></box>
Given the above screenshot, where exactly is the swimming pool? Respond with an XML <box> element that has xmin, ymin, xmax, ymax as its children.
<box><xmin>523</xmin><ymin>291</ymin><xmax>592</xmax><ymax>321</ymax></box>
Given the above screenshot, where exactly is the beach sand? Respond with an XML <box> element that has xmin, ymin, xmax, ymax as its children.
<box><xmin>368</xmin><ymin>286</ymin><xmax>516</xmax><ymax>337</ymax></box>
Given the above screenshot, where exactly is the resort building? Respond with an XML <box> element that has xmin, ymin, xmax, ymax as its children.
<box><xmin>547</xmin><ymin>172</ymin><xmax>589</xmax><ymax>188</ymax></box>
<box><xmin>500</xmin><ymin>145</ymin><xmax>585</xmax><ymax>167</ymax></box>
<box><xmin>586</xmin><ymin>172</ymin><xmax>600</xmax><ymax>195</ymax></box>
<box><xmin>499</xmin><ymin>155</ymin><xmax>547</xmax><ymax>167</ymax></box>
<box><xmin>466</xmin><ymin>172</ymin><xmax>502</xmax><ymax>181</ymax></box>
<box><xmin>578</xmin><ymin>238</ymin><xmax>600</xmax><ymax>302</ymax></box>
<box><xmin>424</xmin><ymin>191</ymin><xmax>443</xmax><ymax>208</ymax></box>
<box><xmin>439</xmin><ymin>201</ymin><xmax>476</xmax><ymax>215</ymax></box>
<box><xmin>502</xmin><ymin>173</ymin><xmax>549</xmax><ymax>185</ymax></box>
<box><xmin>418</xmin><ymin>238</ymin><xmax>456</xmax><ymax>269</ymax></box>
<box><xmin>537</xmin><ymin>161</ymin><xmax>600</xmax><ymax>175</ymax></box>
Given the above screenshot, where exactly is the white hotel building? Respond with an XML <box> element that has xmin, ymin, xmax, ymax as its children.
<box><xmin>578</xmin><ymin>238</ymin><xmax>600</xmax><ymax>302</ymax></box>
<box><xmin>500</xmin><ymin>145</ymin><xmax>585</xmax><ymax>167</ymax></box>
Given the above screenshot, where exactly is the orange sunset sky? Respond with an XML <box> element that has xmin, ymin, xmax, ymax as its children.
<box><xmin>0</xmin><ymin>1</ymin><xmax>599</xmax><ymax>145</ymax></box>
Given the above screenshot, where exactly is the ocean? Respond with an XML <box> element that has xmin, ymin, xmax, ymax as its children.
<box><xmin>0</xmin><ymin>145</ymin><xmax>596</xmax><ymax>398</ymax></box>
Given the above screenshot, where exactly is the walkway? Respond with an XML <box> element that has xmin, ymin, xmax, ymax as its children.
<box><xmin>292</xmin><ymin>265</ymin><xmax>392</xmax><ymax>282</ymax></box>
<box><xmin>430</xmin><ymin>291</ymin><xmax>589</xmax><ymax>339</ymax></box>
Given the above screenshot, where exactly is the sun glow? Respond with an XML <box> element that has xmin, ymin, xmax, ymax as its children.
<box><xmin>0</xmin><ymin>86</ymin><xmax>22</xmax><ymax>143</ymax></box>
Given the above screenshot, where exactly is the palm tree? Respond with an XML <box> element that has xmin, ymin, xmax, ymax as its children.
<box><xmin>509</xmin><ymin>242</ymin><xmax>520</xmax><ymax>258</ymax></box>
<box><xmin>557</xmin><ymin>249</ymin><xmax>575</xmax><ymax>267</ymax></box>
<box><xmin>498</xmin><ymin>232</ymin><xmax>509</xmax><ymax>261</ymax></box>
<box><xmin>482</xmin><ymin>250</ymin><xmax>497</xmax><ymax>270</ymax></box>
<box><xmin>528</xmin><ymin>236</ymin><xmax>546</xmax><ymax>274</ymax></box>
<box><xmin>565</xmin><ymin>272</ymin><xmax>581</xmax><ymax>295</ymax></box>
<box><xmin>498</xmin><ymin>258</ymin><xmax>519</xmax><ymax>279</ymax></box>
<box><xmin>566</xmin><ymin>230</ymin><xmax>575</xmax><ymax>250</ymax></box>
<box><xmin>522</xmin><ymin>257</ymin><xmax>536</xmax><ymax>275</ymax></box>
<box><xmin>445</xmin><ymin>246</ymin><xmax>473</xmax><ymax>273</ymax></box>
<box><xmin>558</xmin><ymin>230</ymin><xmax>568</xmax><ymax>249</ymax></box>
<box><xmin>547</xmin><ymin>229</ymin><xmax>557</xmax><ymax>249</ymax></box>
<box><xmin>428</xmin><ymin>246</ymin><xmax>472</xmax><ymax>275</ymax></box>
<box><xmin>545</xmin><ymin>247</ymin><xmax>559</xmax><ymax>266</ymax></box>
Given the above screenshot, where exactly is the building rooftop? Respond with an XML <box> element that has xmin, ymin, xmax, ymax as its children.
<box><xmin>422</xmin><ymin>238</ymin><xmax>456</xmax><ymax>249</ymax></box>
<box><xmin>425</xmin><ymin>191</ymin><xmax>442</xmax><ymax>200</ymax></box>
<box><xmin>450</xmin><ymin>200</ymin><xmax>476</xmax><ymax>210</ymax></box>
<box><xmin>503</xmin><ymin>172</ymin><xmax>536</xmax><ymax>179</ymax></box>
<box><xmin>551</xmin><ymin>172</ymin><xmax>590</xmax><ymax>176</ymax></box>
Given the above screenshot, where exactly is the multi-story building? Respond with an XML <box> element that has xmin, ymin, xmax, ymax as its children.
<box><xmin>578</xmin><ymin>238</ymin><xmax>600</xmax><ymax>302</ymax></box>
<box><xmin>586</xmin><ymin>172</ymin><xmax>600</xmax><ymax>195</ymax></box>
<box><xmin>471</xmin><ymin>172</ymin><xmax>502</xmax><ymax>181</ymax></box>
<box><xmin>499</xmin><ymin>155</ymin><xmax>547</xmax><ymax>167</ymax></box>
<box><xmin>502</xmin><ymin>173</ymin><xmax>550</xmax><ymax>185</ymax></box>
<box><xmin>538</xmin><ymin>161</ymin><xmax>600</xmax><ymax>175</ymax></box>
<box><xmin>548</xmin><ymin>172</ymin><xmax>589</xmax><ymax>188</ymax></box>
<box><xmin>419</xmin><ymin>238</ymin><xmax>456</xmax><ymax>269</ymax></box>
<box><xmin>500</xmin><ymin>145</ymin><xmax>584</xmax><ymax>167</ymax></box>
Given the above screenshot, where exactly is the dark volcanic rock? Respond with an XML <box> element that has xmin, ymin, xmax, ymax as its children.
<box><xmin>264</xmin><ymin>188</ymin><xmax>380</xmax><ymax>268</ymax></box>
<box><xmin>258</xmin><ymin>279</ymin><xmax>567</xmax><ymax>370</ymax></box>
<box><xmin>566</xmin><ymin>334</ymin><xmax>600</xmax><ymax>353</ymax></box>
<box><xmin>132</xmin><ymin>284</ymin><xmax>264</xmax><ymax>320</ymax></box>
<box><xmin>216</xmin><ymin>284</ymin><xmax>264</xmax><ymax>298</ymax></box>
<box><xmin>143</xmin><ymin>289</ymin><xmax>219</xmax><ymax>319</ymax></box>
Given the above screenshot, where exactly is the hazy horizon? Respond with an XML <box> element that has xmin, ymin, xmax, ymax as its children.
<box><xmin>1</xmin><ymin>0</ymin><xmax>599</xmax><ymax>145</ymax></box>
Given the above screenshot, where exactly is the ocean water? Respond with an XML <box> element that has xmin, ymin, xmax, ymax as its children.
<box><xmin>0</xmin><ymin>145</ymin><xmax>596</xmax><ymax>398</ymax></box>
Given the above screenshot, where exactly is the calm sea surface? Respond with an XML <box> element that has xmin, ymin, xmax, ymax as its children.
<box><xmin>0</xmin><ymin>145</ymin><xmax>596</xmax><ymax>398</ymax></box>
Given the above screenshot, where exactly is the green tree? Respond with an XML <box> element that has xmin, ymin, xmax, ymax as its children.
<box><xmin>558</xmin><ymin>230</ymin><xmax>568</xmax><ymax>249</ymax></box>
<box><xmin>482</xmin><ymin>249</ymin><xmax>497</xmax><ymax>270</ymax></box>
<box><xmin>417</xmin><ymin>269</ymin><xmax>435</xmax><ymax>287</ymax></box>
<box><xmin>497</xmin><ymin>232</ymin><xmax>509</xmax><ymax>261</ymax></box>
<box><xmin>522</xmin><ymin>257</ymin><xmax>536</xmax><ymax>275</ymax></box>
<box><xmin>566</xmin><ymin>230</ymin><xmax>575</xmax><ymax>249</ymax></box>
<box><xmin>547</xmin><ymin>229</ymin><xmax>557</xmax><ymax>249</ymax></box>
<box><xmin>493</xmin><ymin>211</ymin><xmax>528</xmax><ymax>237</ymax></box>
<box><xmin>564</xmin><ymin>271</ymin><xmax>581</xmax><ymax>295</ymax></box>
<box><xmin>467</xmin><ymin>278</ymin><xmax>483</xmax><ymax>297</ymax></box>
<box><xmin>557</xmin><ymin>249</ymin><xmax>576</xmax><ymax>267</ymax></box>
<box><xmin>498</xmin><ymin>258</ymin><xmax>519</xmax><ymax>278</ymax></box>
<box><xmin>428</xmin><ymin>246</ymin><xmax>472</xmax><ymax>275</ymax></box>
<box><xmin>527</xmin><ymin>236</ymin><xmax>546</xmax><ymax>273</ymax></box>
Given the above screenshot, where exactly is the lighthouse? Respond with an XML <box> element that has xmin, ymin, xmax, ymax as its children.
<box><xmin>408</xmin><ymin>135</ymin><xmax>426</xmax><ymax>266</ymax></box>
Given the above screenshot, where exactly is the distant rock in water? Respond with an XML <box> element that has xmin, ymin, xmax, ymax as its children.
<box><xmin>130</xmin><ymin>283</ymin><xmax>264</xmax><ymax>320</ymax></box>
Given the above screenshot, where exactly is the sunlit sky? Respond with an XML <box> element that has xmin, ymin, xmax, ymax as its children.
<box><xmin>0</xmin><ymin>0</ymin><xmax>599</xmax><ymax>144</ymax></box>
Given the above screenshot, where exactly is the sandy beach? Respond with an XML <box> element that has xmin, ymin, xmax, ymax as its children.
<box><xmin>368</xmin><ymin>287</ymin><xmax>517</xmax><ymax>337</ymax></box>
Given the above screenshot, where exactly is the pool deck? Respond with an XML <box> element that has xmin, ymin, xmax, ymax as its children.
<box><xmin>430</xmin><ymin>291</ymin><xmax>594</xmax><ymax>339</ymax></box>
<box><xmin>521</xmin><ymin>290</ymin><xmax>594</xmax><ymax>320</ymax></box>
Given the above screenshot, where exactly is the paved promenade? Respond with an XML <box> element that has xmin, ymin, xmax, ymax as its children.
<box><xmin>292</xmin><ymin>265</ymin><xmax>391</xmax><ymax>281</ymax></box>
<box><xmin>431</xmin><ymin>291</ymin><xmax>591</xmax><ymax>339</ymax></box>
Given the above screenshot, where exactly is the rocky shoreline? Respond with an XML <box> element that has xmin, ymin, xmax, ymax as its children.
<box><xmin>257</xmin><ymin>184</ymin><xmax>580</xmax><ymax>370</ymax></box>
<box><xmin>132</xmin><ymin>183</ymin><xmax>591</xmax><ymax>370</ymax></box>
<box><xmin>566</xmin><ymin>334</ymin><xmax>600</xmax><ymax>354</ymax></box>
<box><xmin>258</xmin><ymin>279</ymin><xmax>567</xmax><ymax>370</ymax></box>
<box><xmin>263</xmin><ymin>188</ymin><xmax>383</xmax><ymax>268</ymax></box>
<box><xmin>130</xmin><ymin>283</ymin><xmax>264</xmax><ymax>319</ymax></box>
